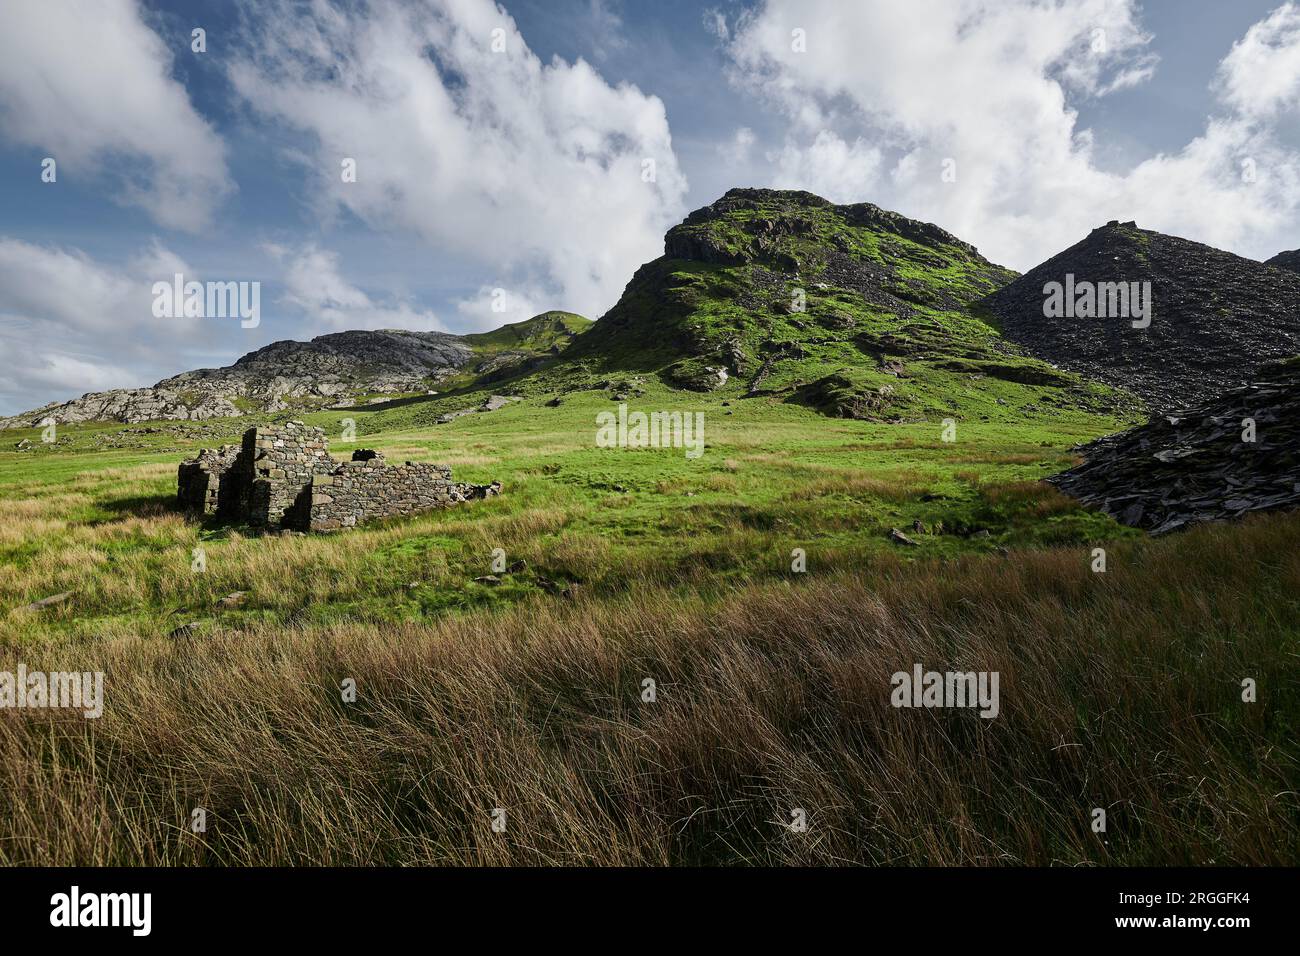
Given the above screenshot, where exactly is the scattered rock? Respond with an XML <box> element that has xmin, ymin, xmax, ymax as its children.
<box><xmin>1050</xmin><ymin>358</ymin><xmax>1300</xmax><ymax>534</ymax></box>
<box><xmin>437</xmin><ymin>394</ymin><xmax>518</xmax><ymax>424</ymax></box>
<box><xmin>16</xmin><ymin>591</ymin><xmax>74</xmax><ymax>612</ymax></box>
<box><xmin>215</xmin><ymin>591</ymin><xmax>247</xmax><ymax>609</ymax></box>
<box><xmin>888</xmin><ymin>528</ymin><xmax>919</xmax><ymax>546</ymax></box>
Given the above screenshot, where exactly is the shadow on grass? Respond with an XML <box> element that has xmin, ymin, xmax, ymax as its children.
<box><xmin>96</xmin><ymin>494</ymin><xmax>180</xmax><ymax>520</ymax></box>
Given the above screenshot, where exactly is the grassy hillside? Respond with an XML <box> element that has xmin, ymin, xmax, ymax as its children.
<box><xmin>461</xmin><ymin>310</ymin><xmax>592</xmax><ymax>351</ymax></box>
<box><xmin>560</xmin><ymin>188</ymin><xmax>1133</xmax><ymax>424</ymax></box>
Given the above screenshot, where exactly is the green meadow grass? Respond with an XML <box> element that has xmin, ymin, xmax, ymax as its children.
<box><xmin>0</xmin><ymin>380</ymin><xmax>1133</xmax><ymax>643</ymax></box>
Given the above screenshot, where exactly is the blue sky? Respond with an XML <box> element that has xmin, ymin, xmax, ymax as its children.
<box><xmin>2</xmin><ymin>0</ymin><xmax>1300</xmax><ymax>414</ymax></box>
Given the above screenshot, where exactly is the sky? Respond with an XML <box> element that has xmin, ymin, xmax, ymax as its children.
<box><xmin>2</xmin><ymin>0</ymin><xmax>1299</xmax><ymax>414</ymax></box>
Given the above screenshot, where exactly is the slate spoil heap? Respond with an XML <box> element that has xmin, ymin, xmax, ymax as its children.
<box><xmin>983</xmin><ymin>221</ymin><xmax>1300</xmax><ymax>411</ymax></box>
<box><xmin>1049</xmin><ymin>358</ymin><xmax>1300</xmax><ymax>535</ymax></box>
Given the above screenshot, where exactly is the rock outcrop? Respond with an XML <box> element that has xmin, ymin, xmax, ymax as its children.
<box><xmin>2</xmin><ymin>330</ymin><xmax>474</xmax><ymax>429</ymax></box>
<box><xmin>8</xmin><ymin>389</ymin><xmax>242</xmax><ymax>428</ymax></box>
<box><xmin>3</xmin><ymin>311</ymin><xmax>597</xmax><ymax>430</ymax></box>
<box><xmin>982</xmin><ymin>221</ymin><xmax>1300</xmax><ymax>411</ymax></box>
<box><xmin>178</xmin><ymin>421</ymin><xmax>500</xmax><ymax>532</ymax></box>
<box><xmin>1048</xmin><ymin>358</ymin><xmax>1300</xmax><ymax>535</ymax></box>
<box><xmin>1266</xmin><ymin>249</ymin><xmax>1300</xmax><ymax>274</ymax></box>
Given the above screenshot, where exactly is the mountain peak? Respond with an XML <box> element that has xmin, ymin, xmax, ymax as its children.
<box><xmin>1266</xmin><ymin>248</ymin><xmax>1300</xmax><ymax>274</ymax></box>
<box><xmin>984</xmin><ymin>224</ymin><xmax>1300</xmax><ymax>411</ymax></box>
<box><xmin>567</xmin><ymin>186</ymin><xmax>1132</xmax><ymax>425</ymax></box>
<box><xmin>667</xmin><ymin>188</ymin><xmax>982</xmax><ymax>266</ymax></box>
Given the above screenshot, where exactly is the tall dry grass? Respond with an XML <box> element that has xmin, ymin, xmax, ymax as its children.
<box><xmin>1</xmin><ymin>512</ymin><xmax>1296</xmax><ymax>865</ymax></box>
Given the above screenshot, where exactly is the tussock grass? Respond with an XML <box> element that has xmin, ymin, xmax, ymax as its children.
<box><xmin>1</xmin><ymin>512</ymin><xmax>1295</xmax><ymax>865</ymax></box>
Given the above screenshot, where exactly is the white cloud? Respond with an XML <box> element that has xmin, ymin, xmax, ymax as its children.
<box><xmin>0</xmin><ymin>234</ymin><xmax>449</xmax><ymax>413</ymax></box>
<box><xmin>718</xmin><ymin>126</ymin><xmax>756</xmax><ymax>166</ymax></box>
<box><xmin>15</xmin><ymin>353</ymin><xmax>138</xmax><ymax>397</ymax></box>
<box><xmin>0</xmin><ymin>239</ymin><xmax>141</xmax><ymax>338</ymax></box>
<box><xmin>769</xmin><ymin>130</ymin><xmax>882</xmax><ymax>202</ymax></box>
<box><xmin>704</xmin><ymin>7</ymin><xmax>730</xmax><ymax>42</ymax></box>
<box><xmin>227</xmin><ymin>0</ymin><xmax>687</xmax><ymax>324</ymax></box>
<box><xmin>0</xmin><ymin>0</ymin><xmax>232</xmax><ymax>231</ymax></box>
<box><xmin>273</xmin><ymin>244</ymin><xmax>443</xmax><ymax>332</ymax></box>
<box><xmin>584</xmin><ymin>0</ymin><xmax>630</xmax><ymax>62</ymax></box>
<box><xmin>1216</xmin><ymin>2</ymin><xmax>1300</xmax><ymax>120</ymax></box>
<box><xmin>454</xmin><ymin>283</ymin><xmax>550</xmax><ymax>328</ymax></box>
<box><xmin>722</xmin><ymin>0</ymin><xmax>1300</xmax><ymax>268</ymax></box>
<box><xmin>0</xmin><ymin>237</ymin><xmax>213</xmax><ymax>411</ymax></box>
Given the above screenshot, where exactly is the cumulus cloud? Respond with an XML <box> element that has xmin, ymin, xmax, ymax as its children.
<box><xmin>227</xmin><ymin>0</ymin><xmax>687</xmax><ymax>327</ymax></box>
<box><xmin>1215</xmin><ymin>2</ymin><xmax>1300</xmax><ymax>120</ymax></box>
<box><xmin>272</xmin><ymin>244</ymin><xmax>443</xmax><ymax>332</ymax></box>
<box><xmin>715</xmin><ymin>126</ymin><xmax>756</xmax><ymax>169</ymax></box>
<box><xmin>721</xmin><ymin>0</ymin><xmax>1300</xmax><ymax>268</ymax></box>
<box><xmin>769</xmin><ymin>130</ymin><xmax>883</xmax><ymax>202</ymax></box>
<box><xmin>454</xmin><ymin>283</ymin><xmax>551</xmax><ymax>328</ymax></box>
<box><xmin>0</xmin><ymin>237</ymin><xmax>214</xmax><ymax>411</ymax></box>
<box><xmin>0</xmin><ymin>0</ymin><xmax>232</xmax><ymax>231</ymax></box>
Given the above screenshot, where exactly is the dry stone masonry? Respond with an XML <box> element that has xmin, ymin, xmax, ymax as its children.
<box><xmin>176</xmin><ymin>444</ymin><xmax>239</xmax><ymax>515</ymax></box>
<box><xmin>178</xmin><ymin>421</ymin><xmax>500</xmax><ymax>532</ymax></box>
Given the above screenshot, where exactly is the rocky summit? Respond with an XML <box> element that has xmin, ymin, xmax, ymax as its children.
<box><xmin>0</xmin><ymin>329</ymin><xmax>472</xmax><ymax>429</ymax></box>
<box><xmin>0</xmin><ymin>313</ymin><xmax>589</xmax><ymax>428</ymax></box>
<box><xmin>1266</xmin><ymin>249</ymin><xmax>1300</xmax><ymax>274</ymax></box>
<box><xmin>982</xmin><ymin>221</ymin><xmax>1300</xmax><ymax>413</ymax></box>
<box><xmin>1049</xmin><ymin>357</ymin><xmax>1300</xmax><ymax>535</ymax></box>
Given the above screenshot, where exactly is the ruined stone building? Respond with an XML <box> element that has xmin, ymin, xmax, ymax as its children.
<box><xmin>178</xmin><ymin>421</ymin><xmax>500</xmax><ymax>532</ymax></box>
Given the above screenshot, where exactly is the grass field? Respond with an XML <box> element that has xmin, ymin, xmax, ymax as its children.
<box><xmin>0</xmin><ymin>382</ymin><xmax>1133</xmax><ymax>642</ymax></box>
<box><xmin>0</xmin><ymin>385</ymin><xmax>1295</xmax><ymax>864</ymax></box>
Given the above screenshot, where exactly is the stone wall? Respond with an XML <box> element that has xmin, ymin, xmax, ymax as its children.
<box><xmin>308</xmin><ymin>451</ymin><xmax>499</xmax><ymax>531</ymax></box>
<box><xmin>177</xmin><ymin>444</ymin><xmax>239</xmax><ymax>515</ymax></box>
<box><xmin>244</xmin><ymin>421</ymin><xmax>335</xmax><ymax>529</ymax></box>
<box><xmin>178</xmin><ymin>423</ymin><xmax>499</xmax><ymax>531</ymax></box>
